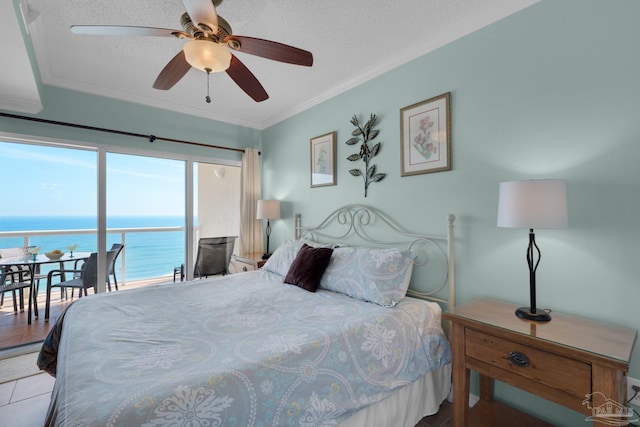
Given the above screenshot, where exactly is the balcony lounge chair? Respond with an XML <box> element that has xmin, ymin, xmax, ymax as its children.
<box><xmin>193</xmin><ymin>236</ymin><xmax>237</xmax><ymax>278</ymax></box>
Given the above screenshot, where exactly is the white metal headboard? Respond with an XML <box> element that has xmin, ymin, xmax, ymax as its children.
<box><xmin>294</xmin><ymin>204</ymin><xmax>456</xmax><ymax>308</ymax></box>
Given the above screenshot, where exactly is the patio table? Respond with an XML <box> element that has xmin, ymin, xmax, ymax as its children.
<box><xmin>0</xmin><ymin>251</ymin><xmax>91</xmax><ymax>324</ymax></box>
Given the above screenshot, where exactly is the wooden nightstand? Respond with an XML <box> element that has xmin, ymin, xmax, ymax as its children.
<box><xmin>443</xmin><ymin>298</ymin><xmax>637</xmax><ymax>427</ymax></box>
<box><xmin>230</xmin><ymin>252</ymin><xmax>266</xmax><ymax>273</ymax></box>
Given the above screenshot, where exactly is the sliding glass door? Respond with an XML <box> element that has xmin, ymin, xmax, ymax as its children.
<box><xmin>106</xmin><ymin>153</ymin><xmax>186</xmax><ymax>285</ymax></box>
<box><xmin>0</xmin><ymin>140</ymin><xmax>98</xmax><ymax>280</ymax></box>
<box><xmin>0</xmin><ymin>142</ymin><xmax>241</xmax><ymax>286</ymax></box>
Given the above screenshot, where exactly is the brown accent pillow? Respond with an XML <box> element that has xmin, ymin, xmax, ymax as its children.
<box><xmin>283</xmin><ymin>244</ymin><xmax>333</xmax><ymax>292</ymax></box>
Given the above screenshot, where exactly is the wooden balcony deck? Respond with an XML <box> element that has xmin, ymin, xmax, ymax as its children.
<box><xmin>0</xmin><ymin>276</ymin><xmax>174</xmax><ymax>351</ymax></box>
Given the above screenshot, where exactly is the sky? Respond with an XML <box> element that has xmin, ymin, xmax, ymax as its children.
<box><xmin>0</xmin><ymin>141</ymin><xmax>185</xmax><ymax>216</ymax></box>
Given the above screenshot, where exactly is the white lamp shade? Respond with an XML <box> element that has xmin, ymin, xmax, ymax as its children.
<box><xmin>497</xmin><ymin>179</ymin><xmax>568</xmax><ymax>229</ymax></box>
<box><xmin>257</xmin><ymin>200</ymin><xmax>281</xmax><ymax>220</ymax></box>
<box><xmin>183</xmin><ymin>40</ymin><xmax>232</xmax><ymax>73</ymax></box>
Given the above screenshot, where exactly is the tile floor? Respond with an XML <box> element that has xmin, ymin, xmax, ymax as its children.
<box><xmin>0</xmin><ymin>373</ymin><xmax>53</xmax><ymax>427</ymax></box>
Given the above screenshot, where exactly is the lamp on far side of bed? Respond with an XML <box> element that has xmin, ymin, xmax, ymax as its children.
<box><xmin>257</xmin><ymin>199</ymin><xmax>281</xmax><ymax>259</ymax></box>
<box><xmin>497</xmin><ymin>179</ymin><xmax>568</xmax><ymax>322</ymax></box>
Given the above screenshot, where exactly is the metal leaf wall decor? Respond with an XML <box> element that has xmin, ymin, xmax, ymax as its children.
<box><xmin>346</xmin><ymin>113</ymin><xmax>386</xmax><ymax>197</ymax></box>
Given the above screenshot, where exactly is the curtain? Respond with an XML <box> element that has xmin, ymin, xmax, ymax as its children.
<box><xmin>239</xmin><ymin>148</ymin><xmax>263</xmax><ymax>254</ymax></box>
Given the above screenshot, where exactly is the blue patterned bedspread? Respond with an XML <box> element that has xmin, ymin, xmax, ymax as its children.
<box><xmin>43</xmin><ymin>270</ymin><xmax>451</xmax><ymax>426</ymax></box>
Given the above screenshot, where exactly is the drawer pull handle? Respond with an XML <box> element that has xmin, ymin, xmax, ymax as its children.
<box><xmin>508</xmin><ymin>351</ymin><xmax>529</xmax><ymax>367</ymax></box>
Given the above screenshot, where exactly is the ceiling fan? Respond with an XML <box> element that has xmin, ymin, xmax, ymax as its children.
<box><xmin>70</xmin><ymin>0</ymin><xmax>313</xmax><ymax>103</ymax></box>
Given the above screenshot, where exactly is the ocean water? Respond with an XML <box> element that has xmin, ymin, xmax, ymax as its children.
<box><xmin>0</xmin><ymin>216</ymin><xmax>186</xmax><ymax>283</ymax></box>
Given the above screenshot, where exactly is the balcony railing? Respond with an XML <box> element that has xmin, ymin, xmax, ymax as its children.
<box><xmin>0</xmin><ymin>226</ymin><xmax>186</xmax><ymax>285</ymax></box>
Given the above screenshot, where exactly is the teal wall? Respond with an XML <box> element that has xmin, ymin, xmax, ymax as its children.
<box><xmin>1</xmin><ymin>85</ymin><xmax>261</xmax><ymax>161</ymax></box>
<box><xmin>2</xmin><ymin>0</ymin><xmax>639</xmax><ymax>424</ymax></box>
<box><xmin>261</xmin><ymin>1</ymin><xmax>640</xmax><ymax>425</ymax></box>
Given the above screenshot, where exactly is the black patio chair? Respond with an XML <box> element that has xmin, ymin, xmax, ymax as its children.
<box><xmin>107</xmin><ymin>243</ymin><xmax>125</xmax><ymax>291</ymax></box>
<box><xmin>0</xmin><ymin>266</ymin><xmax>31</xmax><ymax>314</ymax></box>
<box><xmin>0</xmin><ymin>247</ymin><xmax>44</xmax><ymax>311</ymax></box>
<box><xmin>45</xmin><ymin>249</ymin><xmax>118</xmax><ymax>320</ymax></box>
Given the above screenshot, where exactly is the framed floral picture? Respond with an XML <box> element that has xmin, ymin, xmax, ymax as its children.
<box><xmin>310</xmin><ymin>131</ymin><xmax>337</xmax><ymax>187</ymax></box>
<box><xmin>400</xmin><ymin>92</ymin><xmax>451</xmax><ymax>176</ymax></box>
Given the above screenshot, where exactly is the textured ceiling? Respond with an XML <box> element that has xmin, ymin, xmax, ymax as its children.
<box><xmin>20</xmin><ymin>0</ymin><xmax>539</xmax><ymax>129</ymax></box>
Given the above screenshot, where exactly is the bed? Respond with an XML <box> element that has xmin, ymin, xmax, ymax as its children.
<box><xmin>38</xmin><ymin>204</ymin><xmax>456</xmax><ymax>427</ymax></box>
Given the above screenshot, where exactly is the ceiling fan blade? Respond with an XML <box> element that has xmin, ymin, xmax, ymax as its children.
<box><xmin>182</xmin><ymin>0</ymin><xmax>219</xmax><ymax>31</ymax></box>
<box><xmin>153</xmin><ymin>51</ymin><xmax>192</xmax><ymax>90</ymax></box>
<box><xmin>226</xmin><ymin>55</ymin><xmax>269</xmax><ymax>102</ymax></box>
<box><xmin>225</xmin><ymin>36</ymin><xmax>313</xmax><ymax>67</ymax></box>
<box><xmin>71</xmin><ymin>25</ymin><xmax>186</xmax><ymax>37</ymax></box>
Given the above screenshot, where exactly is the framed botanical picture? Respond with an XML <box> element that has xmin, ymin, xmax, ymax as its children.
<box><xmin>310</xmin><ymin>131</ymin><xmax>337</xmax><ymax>187</ymax></box>
<box><xmin>400</xmin><ymin>92</ymin><xmax>451</xmax><ymax>176</ymax></box>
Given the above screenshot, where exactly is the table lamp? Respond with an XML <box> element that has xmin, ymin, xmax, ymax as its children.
<box><xmin>497</xmin><ymin>179</ymin><xmax>568</xmax><ymax>322</ymax></box>
<box><xmin>257</xmin><ymin>199</ymin><xmax>281</xmax><ymax>259</ymax></box>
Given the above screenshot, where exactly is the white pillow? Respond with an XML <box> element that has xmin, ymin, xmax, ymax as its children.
<box><xmin>262</xmin><ymin>240</ymin><xmax>305</xmax><ymax>277</ymax></box>
<box><xmin>319</xmin><ymin>247</ymin><xmax>415</xmax><ymax>307</ymax></box>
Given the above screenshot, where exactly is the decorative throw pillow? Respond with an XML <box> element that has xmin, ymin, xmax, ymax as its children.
<box><xmin>319</xmin><ymin>247</ymin><xmax>415</xmax><ymax>307</ymax></box>
<box><xmin>284</xmin><ymin>244</ymin><xmax>334</xmax><ymax>292</ymax></box>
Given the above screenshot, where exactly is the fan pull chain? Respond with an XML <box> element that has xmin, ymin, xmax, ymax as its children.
<box><xmin>205</xmin><ymin>68</ymin><xmax>212</xmax><ymax>103</ymax></box>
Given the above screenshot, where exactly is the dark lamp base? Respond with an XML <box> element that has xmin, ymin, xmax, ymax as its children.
<box><xmin>515</xmin><ymin>307</ymin><xmax>551</xmax><ymax>322</ymax></box>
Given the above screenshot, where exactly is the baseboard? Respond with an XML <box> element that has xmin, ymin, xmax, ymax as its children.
<box><xmin>447</xmin><ymin>389</ymin><xmax>480</xmax><ymax>408</ymax></box>
<box><xmin>0</xmin><ymin>342</ymin><xmax>42</xmax><ymax>360</ymax></box>
<box><xmin>469</xmin><ymin>393</ymin><xmax>480</xmax><ymax>407</ymax></box>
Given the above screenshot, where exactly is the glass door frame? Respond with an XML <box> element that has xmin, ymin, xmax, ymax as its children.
<box><xmin>185</xmin><ymin>160</ymin><xmax>195</xmax><ymax>282</ymax></box>
<box><xmin>1</xmin><ymin>131</ymin><xmax>241</xmax><ymax>290</ymax></box>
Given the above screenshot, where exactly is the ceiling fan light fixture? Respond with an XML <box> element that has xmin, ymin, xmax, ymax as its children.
<box><xmin>183</xmin><ymin>40</ymin><xmax>231</xmax><ymax>73</ymax></box>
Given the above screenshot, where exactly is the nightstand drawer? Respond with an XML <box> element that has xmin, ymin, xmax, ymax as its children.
<box><xmin>466</xmin><ymin>329</ymin><xmax>591</xmax><ymax>400</ymax></box>
<box><xmin>230</xmin><ymin>258</ymin><xmax>257</xmax><ymax>273</ymax></box>
<box><xmin>230</xmin><ymin>253</ymin><xmax>266</xmax><ymax>273</ymax></box>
